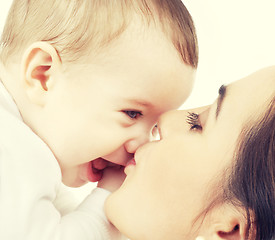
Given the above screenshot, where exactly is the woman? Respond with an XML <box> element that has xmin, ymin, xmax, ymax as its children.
<box><xmin>104</xmin><ymin>66</ymin><xmax>275</xmax><ymax>240</ymax></box>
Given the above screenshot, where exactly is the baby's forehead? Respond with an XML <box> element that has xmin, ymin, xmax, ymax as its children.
<box><xmin>123</xmin><ymin>73</ymin><xmax>194</xmax><ymax>112</ymax></box>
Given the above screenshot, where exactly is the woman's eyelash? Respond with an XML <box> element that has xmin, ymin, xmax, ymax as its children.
<box><xmin>123</xmin><ymin>110</ymin><xmax>143</xmax><ymax>119</ymax></box>
<box><xmin>186</xmin><ymin>112</ymin><xmax>202</xmax><ymax>131</ymax></box>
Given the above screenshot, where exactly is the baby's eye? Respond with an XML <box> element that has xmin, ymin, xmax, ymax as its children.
<box><xmin>123</xmin><ymin>110</ymin><xmax>143</xmax><ymax>119</ymax></box>
<box><xmin>186</xmin><ymin>112</ymin><xmax>202</xmax><ymax>131</ymax></box>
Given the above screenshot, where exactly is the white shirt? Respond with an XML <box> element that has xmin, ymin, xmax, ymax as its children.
<box><xmin>0</xmin><ymin>81</ymin><xmax>123</xmax><ymax>240</ymax></box>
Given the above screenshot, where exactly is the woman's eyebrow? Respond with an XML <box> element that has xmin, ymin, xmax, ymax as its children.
<box><xmin>216</xmin><ymin>85</ymin><xmax>227</xmax><ymax>119</ymax></box>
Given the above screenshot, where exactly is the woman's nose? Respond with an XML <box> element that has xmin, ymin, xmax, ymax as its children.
<box><xmin>124</xmin><ymin>131</ymin><xmax>151</xmax><ymax>154</ymax></box>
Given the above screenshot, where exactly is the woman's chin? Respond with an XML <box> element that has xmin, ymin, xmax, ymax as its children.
<box><xmin>105</xmin><ymin>190</ymin><xmax>132</xmax><ymax>236</ymax></box>
<box><xmin>105</xmin><ymin>193</ymin><xmax>124</xmax><ymax>232</ymax></box>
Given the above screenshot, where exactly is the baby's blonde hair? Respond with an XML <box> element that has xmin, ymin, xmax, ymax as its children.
<box><xmin>0</xmin><ymin>0</ymin><xmax>198</xmax><ymax>68</ymax></box>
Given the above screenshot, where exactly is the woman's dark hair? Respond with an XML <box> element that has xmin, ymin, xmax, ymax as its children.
<box><xmin>228</xmin><ymin>97</ymin><xmax>275</xmax><ymax>239</ymax></box>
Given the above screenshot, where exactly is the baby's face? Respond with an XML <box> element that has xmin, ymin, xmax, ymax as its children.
<box><xmin>36</xmin><ymin>23</ymin><xmax>195</xmax><ymax>187</ymax></box>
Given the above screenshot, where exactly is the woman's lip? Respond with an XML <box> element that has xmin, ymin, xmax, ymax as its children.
<box><xmin>124</xmin><ymin>158</ymin><xmax>136</xmax><ymax>175</ymax></box>
<box><xmin>126</xmin><ymin>158</ymin><xmax>136</xmax><ymax>167</ymax></box>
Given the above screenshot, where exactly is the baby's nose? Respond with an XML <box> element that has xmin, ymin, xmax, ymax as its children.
<box><xmin>157</xmin><ymin>110</ymin><xmax>188</xmax><ymax>138</ymax></box>
<box><xmin>125</xmin><ymin>132</ymin><xmax>150</xmax><ymax>154</ymax></box>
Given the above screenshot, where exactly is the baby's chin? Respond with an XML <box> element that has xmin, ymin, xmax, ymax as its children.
<box><xmin>62</xmin><ymin>178</ymin><xmax>87</xmax><ymax>188</ymax></box>
<box><xmin>62</xmin><ymin>173</ymin><xmax>88</xmax><ymax>188</ymax></box>
<box><xmin>60</xmin><ymin>163</ymin><xmax>95</xmax><ymax>188</ymax></box>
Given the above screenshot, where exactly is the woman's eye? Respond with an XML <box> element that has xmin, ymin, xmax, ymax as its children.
<box><xmin>186</xmin><ymin>112</ymin><xmax>202</xmax><ymax>131</ymax></box>
<box><xmin>123</xmin><ymin>110</ymin><xmax>143</xmax><ymax>119</ymax></box>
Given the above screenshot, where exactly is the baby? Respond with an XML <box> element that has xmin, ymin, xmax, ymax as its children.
<box><xmin>0</xmin><ymin>0</ymin><xmax>198</xmax><ymax>239</ymax></box>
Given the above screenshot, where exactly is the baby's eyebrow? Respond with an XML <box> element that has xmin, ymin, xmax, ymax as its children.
<box><xmin>216</xmin><ymin>85</ymin><xmax>227</xmax><ymax>119</ymax></box>
<box><xmin>126</xmin><ymin>98</ymin><xmax>153</xmax><ymax>107</ymax></box>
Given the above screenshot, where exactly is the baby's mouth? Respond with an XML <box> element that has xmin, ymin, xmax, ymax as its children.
<box><xmin>88</xmin><ymin>158</ymin><xmax>123</xmax><ymax>182</ymax></box>
<box><xmin>92</xmin><ymin>158</ymin><xmax>108</xmax><ymax>171</ymax></box>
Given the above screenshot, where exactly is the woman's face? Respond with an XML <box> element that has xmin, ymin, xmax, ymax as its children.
<box><xmin>105</xmin><ymin>66</ymin><xmax>275</xmax><ymax>240</ymax></box>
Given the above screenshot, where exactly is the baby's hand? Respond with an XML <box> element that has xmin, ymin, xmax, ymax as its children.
<box><xmin>97</xmin><ymin>166</ymin><xmax>126</xmax><ymax>192</ymax></box>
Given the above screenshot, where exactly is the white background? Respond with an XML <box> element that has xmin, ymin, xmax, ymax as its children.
<box><xmin>1</xmin><ymin>0</ymin><xmax>275</xmax><ymax>198</ymax></box>
<box><xmin>183</xmin><ymin>0</ymin><xmax>275</xmax><ymax>108</ymax></box>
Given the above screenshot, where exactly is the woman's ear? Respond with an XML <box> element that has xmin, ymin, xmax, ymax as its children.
<box><xmin>215</xmin><ymin>222</ymin><xmax>243</xmax><ymax>240</ymax></box>
<box><xmin>201</xmin><ymin>204</ymin><xmax>249</xmax><ymax>240</ymax></box>
<box><xmin>21</xmin><ymin>41</ymin><xmax>61</xmax><ymax>106</ymax></box>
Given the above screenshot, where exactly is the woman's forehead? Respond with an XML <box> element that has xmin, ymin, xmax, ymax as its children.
<box><xmin>228</xmin><ymin>66</ymin><xmax>275</xmax><ymax>95</ymax></box>
<box><xmin>221</xmin><ymin>67</ymin><xmax>275</xmax><ymax>120</ymax></box>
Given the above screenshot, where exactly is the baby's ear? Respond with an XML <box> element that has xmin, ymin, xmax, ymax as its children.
<box><xmin>21</xmin><ymin>41</ymin><xmax>61</xmax><ymax>106</ymax></box>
